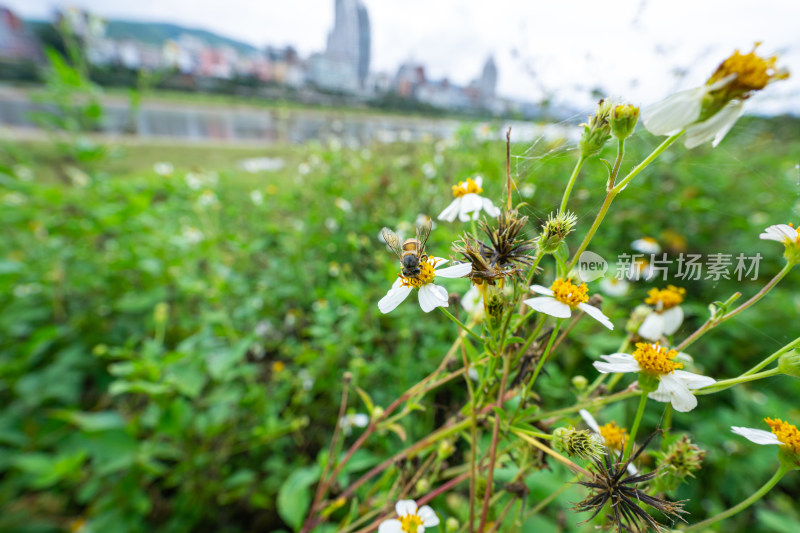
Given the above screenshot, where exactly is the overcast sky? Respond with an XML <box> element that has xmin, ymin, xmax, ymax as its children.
<box><xmin>7</xmin><ymin>0</ymin><xmax>800</xmax><ymax>113</ymax></box>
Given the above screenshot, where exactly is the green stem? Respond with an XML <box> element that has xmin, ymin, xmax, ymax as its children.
<box><xmin>439</xmin><ymin>307</ymin><xmax>483</xmax><ymax>343</ymax></box>
<box><xmin>681</xmin><ymin>466</ymin><xmax>790</xmax><ymax>532</ymax></box>
<box><xmin>743</xmin><ymin>336</ymin><xmax>800</xmax><ymax>377</ymax></box>
<box><xmin>567</xmin><ymin>190</ymin><xmax>617</xmax><ymax>272</ymax></box>
<box><xmin>623</xmin><ymin>390</ymin><xmax>648</xmax><ymax>462</ymax></box>
<box><xmin>517</xmin><ymin>321</ymin><xmax>562</xmax><ymax>412</ymax></box>
<box><xmin>559</xmin><ymin>156</ymin><xmax>586</xmax><ymax>213</ymax></box>
<box><xmin>612</xmin><ymin>132</ymin><xmax>684</xmax><ymax>193</ymax></box>
<box><xmin>696</xmin><ymin>367</ymin><xmax>781</xmax><ymax>395</ymax></box>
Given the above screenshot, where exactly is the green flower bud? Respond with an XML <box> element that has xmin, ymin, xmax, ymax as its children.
<box><xmin>154</xmin><ymin>302</ymin><xmax>169</xmax><ymax>323</ymax></box>
<box><xmin>610</xmin><ymin>103</ymin><xmax>640</xmax><ymax>140</ymax></box>
<box><xmin>445</xmin><ymin>517</ymin><xmax>460</xmax><ymax>533</ymax></box>
<box><xmin>371</xmin><ymin>406</ymin><xmax>384</xmax><ymax>421</ymax></box>
<box><xmin>572</xmin><ymin>375</ymin><xmax>589</xmax><ymax>391</ymax></box>
<box><xmin>652</xmin><ymin>436</ymin><xmax>706</xmax><ymax>494</ymax></box>
<box><xmin>579</xmin><ymin>98</ymin><xmax>613</xmax><ymax>158</ymax></box>
<box><xmin>778</xmin><ymin>349</ymin><xmax>800</xmax><ymax>378</ymax></box>
<box><xmin>538</xmin><ymin>211</ymin><xmax>578</xmax><ymax>254</ymax></box>
<box><xmin>437</xmin><ymin>439</ymin><xmax>456</xmax><ymax>460</ymax></box>
<box><xmin>415</xmin><ymin>478</ymin><xmax>430</xmax><ymax>494</ymax></box>
<box><xmin>553</xmin><ymin>426</ymin><xmax>604</xmax><ymax>461</ymax></box>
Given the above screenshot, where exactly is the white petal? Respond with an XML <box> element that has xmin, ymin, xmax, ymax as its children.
<box><xmin>660</xmin><ymin>306</ymin><xmax>684</xmax><ymax>335</ymax></box>
<box><xmin>378</xmin><ymin>519</ymin><xmax>403</xmax><ymax>533</ymax></box>
<box><xmin>458</xmin><ymin>194</ymin><xmax>484</xmax><ymax>221</ymax></box>
<box><xmin>579</xmin><ymin>409</ymin><xmax>602</xmax><ymax>434</ymax></box>
<box><xmin>652</xmin><ymin>373</ymin><xmax>697</xmax><ymax>412</ymax></box>
<box><xmin>473</xmin><ymin>175</ymin><xmax>483</xmax><ymax>188</ymax></box>
<box><xmin>637</xmin><ymin>313</ymin><xmax>664</xmax><ymax>341</ymax></box>
<box><xmin>418</xmin><ymin>283</ymin><xmax>448</xmax><ymax>313</ymax></box>
<box><xmin>731</xmin><ymin>427</ymin><xmax>782</xmax><ymax>445</ymax></box>
<box><xmin>437</xmin><ymin>198</ymin><xmax>461</xmax><ymax>222</ymax></box>
<box><xmin>352</xmin><ymin>413</ymin><xmax>370</xmax><ymax>427</ymax></box>
<box><xmin>760</xmin><ymin>224</ymin><xmax>797</xmax><ymax>243</ymax></box>
<box><xmin>673</xmin><ymin>370</ymin><xmax>716</xmax><ymax>390</ymax></box>
<box><xmin>436</xmin><ymin>262</ymin><xmax>472</xmax><ymax>278</ymax></box>
<box><xmin>684</xmin><ymin>100</ymin><xmax>744</xmax><ymax>149</ymax></box>
<box><xmin>432</xmin><ymin>257</ymin><xmax>449</xmax><ymax>267</ymax></box>
<box><xmin>529</xmin><ymin>284</ymin><xmax>554</xmax><ymax>296</ymax></box>
<box><xmin>378</xmin><ymin>284</ymin><xmax>413</xmax><ymax>314</ymax></box>
<box><xmin>523</xmin><ymin>296</ymin><xmax>572</xmax><ymax>318</ymax></box>
<box><xmin>577</xmin><ymin>303</ymin><xmax>614</xmax><ymax>330</ymax></box>
<box><xmin>593</xmin><ymin>353</ymin><xmax>640</xmax><ymax>374</ymax></box>
<box><xmin>396</xmin><ymin>499</ymin><xmax>418</xmax><ymax>517</ymax></box>
<box><xmin>642</xmin><ymin>87</ymin><xmax>704</xmax><ymax>135</ymax></box>
<box><xmin>418</xmin><ymin>506</ymin><xmax>439</xmax><ymax>526</ymax></box>
<box><xmin>482</xmin><ymin>197</ymin><xmax>501</xmax><ymax>217</ymax></box>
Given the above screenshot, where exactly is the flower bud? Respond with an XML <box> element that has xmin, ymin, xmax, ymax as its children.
<box><xmin>779</xmin><ymin>350</ymin><xmax>800</xmax><ymax>378</ymax></box>
<box><xmin>445</xmin><ymin>517</ymin><xmax>460</xmax><ymax>533</ymax></box>
<box><xmin>438</xmin><ymin>439</ymin><xmax>455</xmax><ymax>460</ymax></box>
<box><xmin>610</xmin><ymin>103</ymin><xmax>640</xmax><ymax>140</ymax></box>
<box><xmin>538</xmin><ymin>211</ymin><xmax>578</xmax><ymax>254</ymax></box>
<box><xmin>650</xmin><ymin>436</ymin><xmax>706</xmax><ymax>493</ymax></box>
<box><xmin>154</xmin><ymin>302</ymin><xmax>169</xmax><ymax>324</ymax></box>
<box><xmin>415</xmin><ymin>478</ymin><xmax>430</xmax><ymax>494</ymax></box>
<box><xmin>579</xmin><ymin>98</ymin><xmax>613</xmax><ymax>158</ymax></box>
<box><xmin>553</xmin><ymin>426</ymin><xmax>604</xmax><ymax>461</ymax></box>
<box><xmin>371</xmin><ymin>406</ymin><xmax>385</xmax><ymax>421</ymax></box>
<box><xmin>572</xmin><ymin>375</ymin><xmax>588</xmax><ymax>391</ymax></box>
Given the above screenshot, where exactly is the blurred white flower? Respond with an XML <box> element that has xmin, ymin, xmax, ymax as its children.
<box><xmin>438</xmin><ymin>176</ymin><xmax>501</xmax><ymax>223</ymax></box>
<box><xmin>334</xmin><ymin>198</ymin><xmax>352</xmax><ymax>212</ymax></box>
<box><xmin>238</xmin><ymin>157</ymin><xmax>285</xmax><ymax>173</ymax></box>
<box><xmin>298</xmin><ymin>162</ymin><xmax>311</xmax><ymax>175</ymax></box>
<box><xmin>421</xmin><ymin>162</ymin><xmax>437</xmax><ymax>179</ymax></box>
<box><xmin>338</xmin><ymin>413</ymin><xmax>369</xmax><ymax>435</ymax></box>
<box><xmin>631</xmin><ymin>237</ymin><xmax>661</xmax><ymax>254</ymax></box>
<box><xmin>196</xmin><ymin>189</ymin><xmax>219</xmax><ymax>209</ymax></box>
<box><xmin>2</xmin><ymin>192</ymin><xmax>26</xmax><ymax>206</ymax></box>
<box><xmin>181</xmin><ymin>226</ymin><xmax>204</xmax><ymax>244</ymax></box>
<box><xmin>638</xmin><ymin>286</ymin><xmax>685</xmax><ymax>341</ymax></box>
<box><xmin>599</xmin><ymin>277</ymin><xmax>630</xmax><ymax>297</ymax></box>
<box><xmin>250</xmin><ymin>190</ymin><xmax>264</xmax><ymax>205</ymax></box>
<box><xmin>461</xmin><ymin>285</ymin><xmax>483</xmax><ymax>316</ymax></box>
<box><xmin>153</xmin><ymin>162</ymin><xmax>174</xmax><ymax>177</ymax></box>
<box><xmin>185</xmin><ymin>172</ymin><xmax>204</xmax><ymax>190</ymax></box>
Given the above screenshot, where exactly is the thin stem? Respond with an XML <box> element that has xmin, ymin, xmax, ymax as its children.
<box><xmin>681</xmin><ymin>466</ymin><xmax>790</xmax><ymax>532</ymax></box>
<box><xmin>607</xmin><ymin>138</ymin><xmax>626</xmax><ymax>190</ymax></box>
<box><xmin>478</xmin><ymin>351</ymin><xmax>513</xmax><ymax>532</ymax></box>
<box><xmin>523</xmin><ymin>321</ymin><xmax>562</xmax><ymax>396</ymax></box>
<box><xmin>696</xmin><ymin>367</ymin><xmax>781</xmax><ymax>395</ymax></box>
<box><xmin>567</xmin><ymin>189</ymin><xmax>617</xmax><ymax>272</ymax></box>
<box><xmin>513</xmin><ymin>431</ymin><xmax>592</xmax><ymax>477</ymax></box>
<box><xmin>559</xmin><ymin>155</ymin><xmax>586</xmax><ymax>213</ymax></box>
<box><xmin>506</xmin><ymin>127</ymin><xmax>513</xmax><ymax>210</ymax></box>
<box><xmin>440</xmin><ymin>307</ymin><xmax>484</xmax><ymax>343</ymax></box>
<box><xmin>528</xmin><ymin>389</ymin><xmax>639</xmax><ymax>422</ymax></box>
<box><xmin>459</xmin><ymin>341</ymin><xmax>478</xmax><ymax>533</ymax></box>
<box><xmin>612</xmin><ymin>132</ymin><xmax>684</xmax><ymax>193</ymax></box>
<box><xmin>743</xmin><ymin>336</ymin><xmax>800</xmax><ymax>377</ymax></box>
<box><xmin>623</xmin><ymin>390</ymin><xmax>648</xmax><ymax>462</ymax></box>
<box><xmin>677</xmin><ymin>262</ymin><xmax>793</xmax><ymax>352</ymax></box>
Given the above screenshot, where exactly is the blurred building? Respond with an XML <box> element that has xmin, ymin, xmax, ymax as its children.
<box><xmin>0</xmin><ymin>6</ymin><xmax>39</xmax><ymax>60</ymax></box>
<box><xmin>310</xmin><ymin>0</ymin><xmax>370</xmax><ymax>92</ymax></box>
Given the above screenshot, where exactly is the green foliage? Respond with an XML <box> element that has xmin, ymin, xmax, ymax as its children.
<box><xmin>0</xmin><ymin>116</ymin><xmax>799</xmax><ymax>531</ymax></box>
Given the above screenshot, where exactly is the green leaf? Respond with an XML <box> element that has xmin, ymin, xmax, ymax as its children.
<box><xmin>51</xmin><ymin>410</ymin><xmax>127</xmax><ymax>432</ymax></box>
<box><xmin>277</xmin><ymin>466</ymin><xmax>320</xmax><ymax>531</ymax></box>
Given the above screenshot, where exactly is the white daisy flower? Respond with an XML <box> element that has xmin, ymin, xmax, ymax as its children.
<box><xmin>153</xmin><ymin>162</ymin><xmax>174</xmax><ymax>177</ymax></box>
<box><xmin>378</xmin><ymin>257</ymin><xmax>471</xmax><ymax>314</ymax></box>
<box><xmin>438</xmin><ymin>176</ymin><xmax>500</xmax><ymax>223</ymax></box>
<box><xmin>338</xmin><ymin>413</ymin><xmax>369</xmax><ymax>436</ymax></box>
<box><xmin>732</xmin><ymin>417</ymin><xmax>800</xmax><ymax>455</ymax></box>
<box><xmin>593</xmin><ymin>343</ymin><xmax>716</xmax><ymax>412</ymax></box>
<box><xmin>579</xmin><ymin>409</ymin><xmax>637</xmax><ymax>473</ymax></box>
<box><xmin>760</xmin><ymin>224</ymin><xmax>800</xmax><ymax>247</ymax></box>
<box><xmin>643</xmin><ymin>44</ymin><xmax>789</xmax><ymax>149</ymax></box>
<box><xmin>631</xmin><ymin>237</ymin><xmax>661</xmax><ymax>254</ymax></box>
<box><xmin>523</xmin><ymin>278</ymin><xmax>613</xmax><ymax>330</ymax></box>
<box><xmin>378</xmin><ymin>499</ymin><xmax>439</xmax><ymax>533</ymax></box>
<box><xmin>599</xmin><ymin>277</ymin><xmax>630</xmax><ymax>297</ymax></box>
<box><xmin>638</xmin><ymin>285</ymin><xmax>685</xmax><ymax>341</ymax></box>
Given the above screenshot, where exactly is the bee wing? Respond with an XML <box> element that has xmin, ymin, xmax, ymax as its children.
<box><xmin>380</xmin><ymin>227</ymin><xmax>404</xmax><ymax>259</ymax></box>
<box><xmin>416</xmin><ymin>217</ymin><xmax>433</xmax><ymax>251</ymax></box>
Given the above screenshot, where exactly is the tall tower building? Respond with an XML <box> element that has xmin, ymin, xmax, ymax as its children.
<box><xmin>479</xmin><ymin>55</ymin><xmax>498</xmax><ymax>98</ymax></box>
<box><xmin>325</xmin><ymin>0</ymin><xmax>370</xmax><ymax>89</ymax></box>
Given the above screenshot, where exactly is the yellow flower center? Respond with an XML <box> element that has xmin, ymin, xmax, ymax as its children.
<box><xmin>399</xmin><ymin>257</ymin><xmax>438</xmax><ymax>288</ymax></box>
<box><xmin>765</xmin><ymin>418</ymin><xmax>800</xmax><ymax>454</ymax></box>
<box><xmin>708</xmin><ymin>43</ymin><xmax>789</xmax><ymax>94</ymax></box>
<box><xmin>633</xmin><ymin>342</ymin><xmax>683</xmax><ymax>375</ymax></box>
<box><xmin>452</xmin><ymin>177</ymin><xmax>483</xmax><ymax>198</ymax></box>
<box><xmin>400</xmin><ymin>514</ymin><xmax>424</xmax><ymax>533</ymax></box>
<box><xmin>598</xmin><ymin>421</ymin><xmax>627</xmax><ymax>451</ymax></box>
<box><xmin>551</xmin><ymin>278</ymin><xmax>589</xmax><ymax>307</ymax></box>
<box><xmin>644</xmin><ymin>285</ymin><xmax>685</xmax><ymax>311</ymax></box>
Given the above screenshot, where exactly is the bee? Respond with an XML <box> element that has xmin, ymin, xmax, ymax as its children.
<box><xmin>381</xmin><ymin>218</ymin><xmax>433</xmax><ymax>278</ymax></box>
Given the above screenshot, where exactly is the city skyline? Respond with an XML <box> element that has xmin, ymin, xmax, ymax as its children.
<box><xmin>4</xmin><ymin>0</ymin><xmax>800</xmax><ymax>114</ymax></box>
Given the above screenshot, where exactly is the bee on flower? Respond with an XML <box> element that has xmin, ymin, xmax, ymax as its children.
<box><xmin>378</xmin><ymin>499</ymin><xmax>439</xmax><ymax>533</ymax></box>
<box><xmin>638</xmin><ymin>285</ymin><xmax>685</xmax><ymax>341</ymax></box>
<box><xmin>378</xmin><ymin>219</ymin><xmax>471</xmax><ymax>313</ymax></box>
<box><xmin>438</xmin><ymin>176</ymin><xmax>500</xmax><ymax>222</ymax></box>
<box><xmin>643</xmin><ymin>43</ymin><xmax>789</xmax><ymax>148</ymax></box>
<box><xmin>524</xmin><ymin>278</ymin><xmax>614</xmax><ymax>330</ymax></box>
<box><xmin>593</xmin><ymin>342</ymin><xmax>716</xmax><ymax>412</ymax></box>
